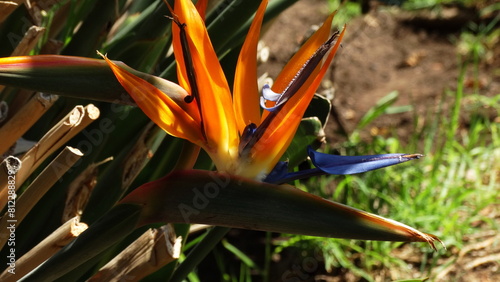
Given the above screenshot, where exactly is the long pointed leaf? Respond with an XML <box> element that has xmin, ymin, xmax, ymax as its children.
<box><xmin>122</xmin><ymin>170</ymin><xmax>440</xmax><ymax>245</ymax></box>
<box><xmin>20</xmin><ymin>169</ymin><xmax>441</xmax><ymax>281</ymax></box>
<box><xmin>0</xmin><ymin>56</ymin><xmax>188</xmax><ymax>105</ymax></box>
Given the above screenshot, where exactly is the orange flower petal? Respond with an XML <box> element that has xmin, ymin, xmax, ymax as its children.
<box><xmin>250</xmin><ymin>27</ymin><xmax>346</xmax><ymax>174</ymax></box>
<box><xmin>173</xmin><ymin>0</ymin><xmax>239</xmax><ymax>160</ymax></box>
<box><xmin>102</xmin><ymin>55</ymin><xmax>205</xmax><ymax>145</ymax></box>
<box><xmin>195</xmin><ymin>0</ymin><xmax>208</xmax><ymax>20</ymax></box>
<box><xmin>262</xmin><ymin>12</ymin><xmax>336</xmax><ymax>119</ymax></box>
<box><xmin>233</xmin><ymin>0</ymin><xmax>268</xmax><ymax>133</ymax></box>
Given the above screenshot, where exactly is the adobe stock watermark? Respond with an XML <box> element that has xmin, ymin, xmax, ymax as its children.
<box><xmin>4</xmin><ymin>157</ymin><xmax>21</xmax><ymax>275</ymax></box>
<box><xmin>177</xmin><ymin>171</ymin><xmax>231</xmax><ymax>223</ymax></box>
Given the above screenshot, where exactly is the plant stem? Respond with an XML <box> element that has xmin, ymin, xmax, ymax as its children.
<box><xmin>444</xmin><ymin>60</ymin><xmax>467</xmax><ymax>155</ymax></box>
<box><xmin>263</xmin><ymin>232</ymin><xmax>271</xmax><ymax>282</ymax></box>
<box><xmin>0</xmin><ymin>93</ymin><xmax>57</xmax><ymax>154</ymax></box>
<box><xmin>0</xmin><ymin>147</ymin><xmax>82</xmax><ymax>249</ymax></box>
<box><xmin>0</xmin><ymin>217</ymin><xmax>87</xmax><ymax>281</ymax></box>
<box><xmin>169</xmin><ymin>226</ymin><xmax>230</xmax><ymax>282</ymax></box>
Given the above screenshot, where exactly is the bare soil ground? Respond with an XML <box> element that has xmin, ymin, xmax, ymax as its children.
<box><xmin>257</xmin><ymin>0</ymin><xmax>500</xmax><ymax>281</ymax></box>
<box><xmin>260</xmin><ymin>0</ymin><xmax>499</xmax><ymax>145</ymax></box>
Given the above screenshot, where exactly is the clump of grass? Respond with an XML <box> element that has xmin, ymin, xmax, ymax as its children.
<box><xmin>270</xmin><ymin>1</ymin><xmax>499</xmax><ymax>279</ymax></box>
<box><xmin>274</xmin><ymin>56</ymin><xmax>499</xmax><ymax>280</ymax></box>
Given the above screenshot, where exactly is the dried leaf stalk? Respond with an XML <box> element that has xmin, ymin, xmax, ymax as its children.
<box><xmin>0</xmin><ymin>156</ymin><xmax>21</xmax><ymax>191</ymax></box>
<box><xmin>0</xmin><ymin>216</ymin><xmax>87</xmax><ymax>281</ymax></box>
<box><xmin>0</xmin><ymin>1</ymin><xmax>22</xmax><ymax>25</ymax></box>
<box><xmin>189</xmin><ymin>224</ymin><xmax>211</xmax><ymax>234</ymax></box>
<box><xmin>11</xmin><ymin>25</ymin><xmax>46</xmax><ymax>56</ymax></box>
<box><xmin>0</xmin><ymin>93</ymin><xmax>58</xmax><ymax>155</ymax></box>
<box><xmin>88</xmin><ymin>224</ymin><xmax>182</xmax><ymax>282</ymax></box>
<box><xmin>0</xmin><ymin>146</ymin><xmax>83</xmax><ymax>249</ymax></box>
<box><xmin>62</xmin><ymin>157</ymin><xmax>113</xmax><ymax>223</ymax></box>
<box><xmin>0</xmin><ymin>104</ymin><xmax>99</xmax><ymax>197</ymax></box>
<box><xmin>0</xmin><ymin>20</ymin><xmax>44</xmax><ymax>93</ymax></box>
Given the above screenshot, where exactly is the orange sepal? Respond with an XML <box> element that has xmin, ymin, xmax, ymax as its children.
<box><xmin>233</xmin><ymin>0</ymin><xmax>268</xmax><ymax>133</ymax></box>
<box><xmin>195</xmin><ymin>0</ymin><xmax>208</xmax><ymax>20</ymax></box>
<box><xmin>262</xmin><ymin>11</ymin><xmax>336</xmax><ymax>119</ymax></box>
<box><xmin>250</xmin><ymin>27</ymin><xmax>346</xmax><ymax>173</ymax></box>
<box><xmin>102</xmin><ymin>55</ymin><xmax>205</xmax><ymax>146</ymax></box>
<box><xmin>173</xmin><ymin>0</ymin><xmax>239</xmax><ymax>158</ymax></box>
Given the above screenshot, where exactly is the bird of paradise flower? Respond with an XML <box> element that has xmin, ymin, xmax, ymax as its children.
<box><xmin>101</xmin><ymin>0</ymin><xmax>442</xmax><ymax>247</ymax></box>
<box><xmin>101</xmin><ymin>0</ymin><xmax>419</xmax><ymax>181</ymax></box>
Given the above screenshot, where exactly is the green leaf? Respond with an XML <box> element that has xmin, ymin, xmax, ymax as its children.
<box><xmin>393</xmin><ymin>279</ymin><xmax>429</xmax><ymax>282</ymax></box>
<box><xmin>356</xmin><ymin>90</ymin><xmax>399</xmax><ymax>130</ymax></box>
<box><xmin>221</xmin><ymin>239</ymin><xmax>260</xmax><ymax>270</ymax></box>
<box><xmin>61</xmin><ymin>1</ymin><xmax>117</xmax><ymax>57</ymax></box>
<box><xmin>81</xmin><ymin>123</ymin><xmax>166</xmax><ymax>224</ymax></box>
<box><xmin>20</xmin><ymin>170</ymin><xmax>441</xmax><ymax>281</ymax></box>
<box><xmin>123</xmin><ymin>170</ymin><xmax>441</xmax><ymax>244</ymax></box>
<box><xmin>206</xmin><ymin>0</ymin><xmax>262</xmax><ymax>54</ymax></box>
<box><xmin>217</xmin><ymin>0</ymin><xmax>300</xmax><ymax>53</ymax></box>
<box><xmin>281</xmin><ymin>117</ymin><xmax>324</xmax><ymax>168</ymax></box>
<box><xmin>0</xmin><ymin>56</ymin><xmax>188</xmax><ymax>105</ymax></box>
<box><xmin>304</xmin><ymin>94</ymin><xmax>332</xmax><ymax>126</ymax></box>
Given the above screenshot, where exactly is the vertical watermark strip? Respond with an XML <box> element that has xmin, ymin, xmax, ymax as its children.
<box><xmin>2</xmin><ymin>156</ymin><xmax>22</xmax><ymax>275</ymax></box>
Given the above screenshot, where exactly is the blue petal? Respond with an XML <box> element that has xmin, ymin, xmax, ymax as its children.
<box><xmin>307</xmin><ymin>146</ymin><xmax>423</xmax><ymax>175</ymax></box>
<box><xmin>266</xmin><ymin>148</ymin><xmax>423</xmax><ymax>184</ymax></box>
<box><xmin>264</xmin><ymin>161</ymin><xmax>289</xmax><ymax>183</ymax></box>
